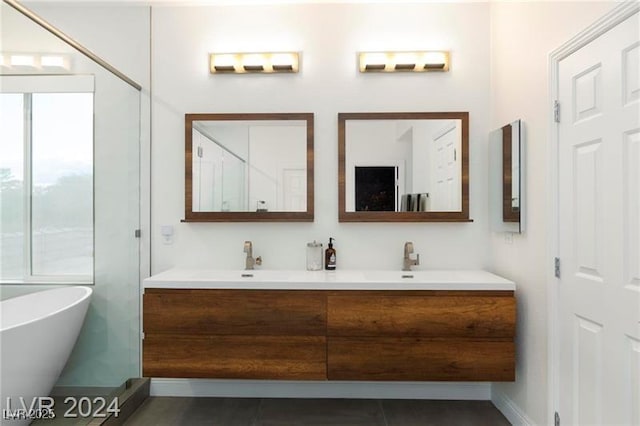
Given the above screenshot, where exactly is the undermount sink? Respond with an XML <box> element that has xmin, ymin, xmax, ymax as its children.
<box><xmin>144</xmin><ymin>268</ymin><xmax>515</xmax><ymax>291</ymax></box>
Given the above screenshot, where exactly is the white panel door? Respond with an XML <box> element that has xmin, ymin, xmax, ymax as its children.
<box><xmin>430</xmin><ymin>124</ymin><xmax>461</xmax><ymax>211</ymax></box>
<box><xmin>558</xmin><ymin>12</ymin><xmax>639</xmax><ymax>426</ymax></box>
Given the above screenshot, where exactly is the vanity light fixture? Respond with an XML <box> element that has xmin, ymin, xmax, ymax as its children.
<box><xmin>209</xmin><ymin>52</ymin><xmax>299</xmax><ymax>74</ymax></box>
<box><xmin>2</xmin><ymin>52</ymin><xmax>71</xmax><ymax>71</ymax></box>
<box><xmin>10</xmin><ymin>54</ymin><xmax>36</xmax><ymax>68</ymax></box>
<box><xmin>358</xmin><ymin>51</ymin><xmax>450</xmax><ymax>73</ymax></box>
<box><xmin>40</xmin><ymin>54</ymin><xmax>70</xmax><ymax>70</ymax></box>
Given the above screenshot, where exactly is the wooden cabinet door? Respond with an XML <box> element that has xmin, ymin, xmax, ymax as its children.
<box><xmin>328</xmin><ymin>337</ymin><xmax>515</xmax><ymax>381</ymax></box>
<box><xmin>143</xmin><ymin>289</ymin><xmax>327</xmax><ymax>379</ymax></box>
<box><xmin>144</xmin><ymin>335</ymin><xmax>327</xmax><ymax>380</ymax></box>
<box><xmin>144</xmin><ymin>289</ymin><xmax>327</xmax><ymax>335</ymax></box>
<box><xmin>328</xmin><ymin>293</ymin><xmax>516</xmax><ymax>338</ymax></box>
<box><xmin>326</xmin><ymin>291</ymin><xmax>516</xmax><ymax>382</ymax></box>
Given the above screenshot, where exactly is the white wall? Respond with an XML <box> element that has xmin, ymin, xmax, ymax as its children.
<box><xmin>152</xmin><ymin>2</ymin><xmax>491</xmax><ymax>272</ymax></box>
<box><xmin>411</xmin><ymin>122</ymin><xmax>431</xmax><ymax>195</ymax></box>
<box><xmin>488</xmin><ymin>2</ymin><xmax>617</xmax><ymax>424</ymax></box>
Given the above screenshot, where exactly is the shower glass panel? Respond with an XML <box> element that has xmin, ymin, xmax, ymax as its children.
<box><xmin>0</xmin><ymin>1</ymin><xmax>141</xmax><ymax>394</ymax></box>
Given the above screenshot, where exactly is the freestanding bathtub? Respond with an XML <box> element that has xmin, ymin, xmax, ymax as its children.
<box><xmin>1</xmin><ymin>286</ymin><xmax>92</xmax><ymax>425</ymax></box>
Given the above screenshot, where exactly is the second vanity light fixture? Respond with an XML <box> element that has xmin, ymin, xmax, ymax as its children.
<box><xmin>209</xmin><ymin>52</ymin><xmax>299</xmax><ymax>74</ymax></box>
<box><xmin>358</xmin><ymin>51</ymin><xmax>450</xmax><ymax>73</ymax></box>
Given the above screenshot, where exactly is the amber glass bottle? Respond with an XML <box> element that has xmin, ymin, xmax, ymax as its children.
<box><xmin>325</xmin><ymin>237</ymin><xmax>336</xmax><ymax>270</ymax></box>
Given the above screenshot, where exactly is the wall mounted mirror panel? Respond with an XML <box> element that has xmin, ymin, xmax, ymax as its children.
<box><xmin>184</xmin><ymin>113</ymin><xmax>314</xmax><ymax>222</ymax></box>
<box><xmin>338</xmin><ymin>112</ymin><xmax>470</xmax><ymax>222</ymax></box>
<box><xmin>489</xmin><ymin>119</ymin><xmax>525</xmax><ymax>233</ymax></box>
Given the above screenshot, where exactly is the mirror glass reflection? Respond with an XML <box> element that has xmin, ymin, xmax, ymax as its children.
<box><xmin>192</xmin><ymin>120</ymin><xmax>307</xmax><ymax>212</ymax></box>
<box><xmin>185</xmin><ymin>113</ymin><xmax>314</xmax><ymax>222</ymax></box>
<box><xmin>346</xmin><ymin>119</ymin><xmax>462</xmax><ymax>212</ymax></box>
<box><xmin>339</xmin><ymin>112</ymin><xmax>470</xmax><ymax>222</ymax></box>
<box><xmin>504</xmin><ymin>120</ymin><xmax>521</xmax><ymax>221</ymax></box>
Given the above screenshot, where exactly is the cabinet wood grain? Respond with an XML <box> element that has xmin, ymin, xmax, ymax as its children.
<box><xmin>327</xmin><ymin>295</ymin><xmax>515</xmax><ymax>338</ymax></box>
<box><xmin>144</xmin><ymin>334</ymin><xmax>327</xmax><ymax>380</ymax></box>
<box><xmin>144</xmin><ymin>289</ymin><xmax>326</xmax><ymax>336</ymax></box>
<box><xmin>328</xmin><ymin>337</ymin><xmax>515</xmax><ymax>381</ymax></box>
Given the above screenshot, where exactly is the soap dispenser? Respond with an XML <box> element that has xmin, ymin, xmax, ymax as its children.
<box><xmin>325</xmin><ymin>238</ymin><xmax>336</xmax><ymax>270</ymax></box>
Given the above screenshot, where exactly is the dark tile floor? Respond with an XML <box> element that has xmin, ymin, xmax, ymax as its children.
<box><xmin>123</xmin><ymin>398</ymin><xmax>511</xmax><ymax>426</ymax></box>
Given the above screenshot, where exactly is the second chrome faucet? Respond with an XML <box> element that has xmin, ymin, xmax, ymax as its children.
<box><xmin>243</xmin><ymin>241</ymin><xmax>262</xmax><ymax>270</ymax></box>
<box><xmin>403</xmin><ymin>241</ymin><xmax>420</xmax><ymax>271</ymax></box>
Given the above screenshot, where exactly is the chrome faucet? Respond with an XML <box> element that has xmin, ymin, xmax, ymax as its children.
<box><xmin>243</xmin><ymin>241</ymin><xmax>262</xmax><ymax>270</ymax></box>
<box><xmin>403</xmin><ymin>241</ymin><xmax>420</xmax><ymax>271</ymax></box>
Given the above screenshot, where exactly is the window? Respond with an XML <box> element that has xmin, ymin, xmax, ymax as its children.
<box><xmin>0</xmin><ymin>76</ymin><xmax>94</xmax><ymax>283</ymax></box>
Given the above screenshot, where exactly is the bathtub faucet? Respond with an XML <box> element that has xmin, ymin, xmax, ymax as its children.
<box><xmin>244</xmin><ymin>241</ymin><xmax>262</xmax><ymax>270</ymax></box>
<box><xmin>403</xmin><ymin>241</ymin><xmax>420</xmax><ymax>271</ymax></box>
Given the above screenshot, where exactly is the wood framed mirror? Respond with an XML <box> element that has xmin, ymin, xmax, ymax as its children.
<box><xmin>338</xmin><ymin>112</ymin><xmax>470</xmax><ymax>222</ymax></box>
<box><xmin>489</xmin><ymin>119</ymin><xmax>524</xmax><ymax>233</ymax></box>
<box><xmin>183</xmin><ymin>113</ymin><xmax>314</xmax><ymax>222</ymax></box>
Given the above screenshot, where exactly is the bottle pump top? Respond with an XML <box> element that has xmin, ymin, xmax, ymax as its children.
<box><xmin>328</xmin><ymin>237</ymin><xmax>334</xmax><ymax>248</ymax></box>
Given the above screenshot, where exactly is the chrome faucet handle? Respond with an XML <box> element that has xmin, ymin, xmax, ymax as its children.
<box><xmin>255</xmin><ymin>256</ymin><xmax>262</xmax><ymax>266</ymax></box>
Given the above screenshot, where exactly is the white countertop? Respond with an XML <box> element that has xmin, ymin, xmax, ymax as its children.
<box><xmin>143</xmin><ymin>269</ymin><xmax>515</xmax><ymax>291</ymax></box>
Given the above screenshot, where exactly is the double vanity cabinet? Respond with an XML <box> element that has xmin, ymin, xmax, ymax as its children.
<box><xmin>142</xmin><ymin>270</ymin><xmax>516</xmax><ymax>382</ymax></box>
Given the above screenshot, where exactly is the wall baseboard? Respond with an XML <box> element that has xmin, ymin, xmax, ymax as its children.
<box><xmin>492</xmin><ymin>389</ymin><xmax>534</xmax><ymax>426</ymax></box>
<box><xmin>151</xmin><ymin>379</ymin><xmax>491</xmax><ymax>400</ymax></box>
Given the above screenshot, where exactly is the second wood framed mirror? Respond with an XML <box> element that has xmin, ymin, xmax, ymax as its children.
<box><xmin>338</xmin><ymin>112</ymin><xmax>470</xmax><ymax>222</ymax></box>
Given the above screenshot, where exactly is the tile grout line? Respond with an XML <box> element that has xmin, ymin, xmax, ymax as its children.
<box><xmin>378</xmin><ymin>399</ymin><xmax>390</xmax><ymax>426</ymax></box>
<box><xmin>251</xmin><ymin>398</ymin><xmax>265</xmax><ymax>426</ymax></box>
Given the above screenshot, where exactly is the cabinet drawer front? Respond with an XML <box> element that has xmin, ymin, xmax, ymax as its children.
<box><xmin>328</xmin><ymin>295</ymin><xmax>515</xmax><ymax>338</ymax></box>
<box><xmin>328</xmin><ymin>337</ymin><xmax>514</xmax><ymax>382</ymax></box>
<box><xmin>144</xmin><ymin>335</ymin><xmax>327</xmax><ymax>380</ymax></box>
<box><xmin>144</xmin><ymin>289</ymin><xmax>326</xmax><ymax>336</ymax></box>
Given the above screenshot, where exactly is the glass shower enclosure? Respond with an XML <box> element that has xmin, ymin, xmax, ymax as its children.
<box><xmin>0</xmin><ymin>0</ymin><xmax>142</xmax><ymax>398</ymax></box>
